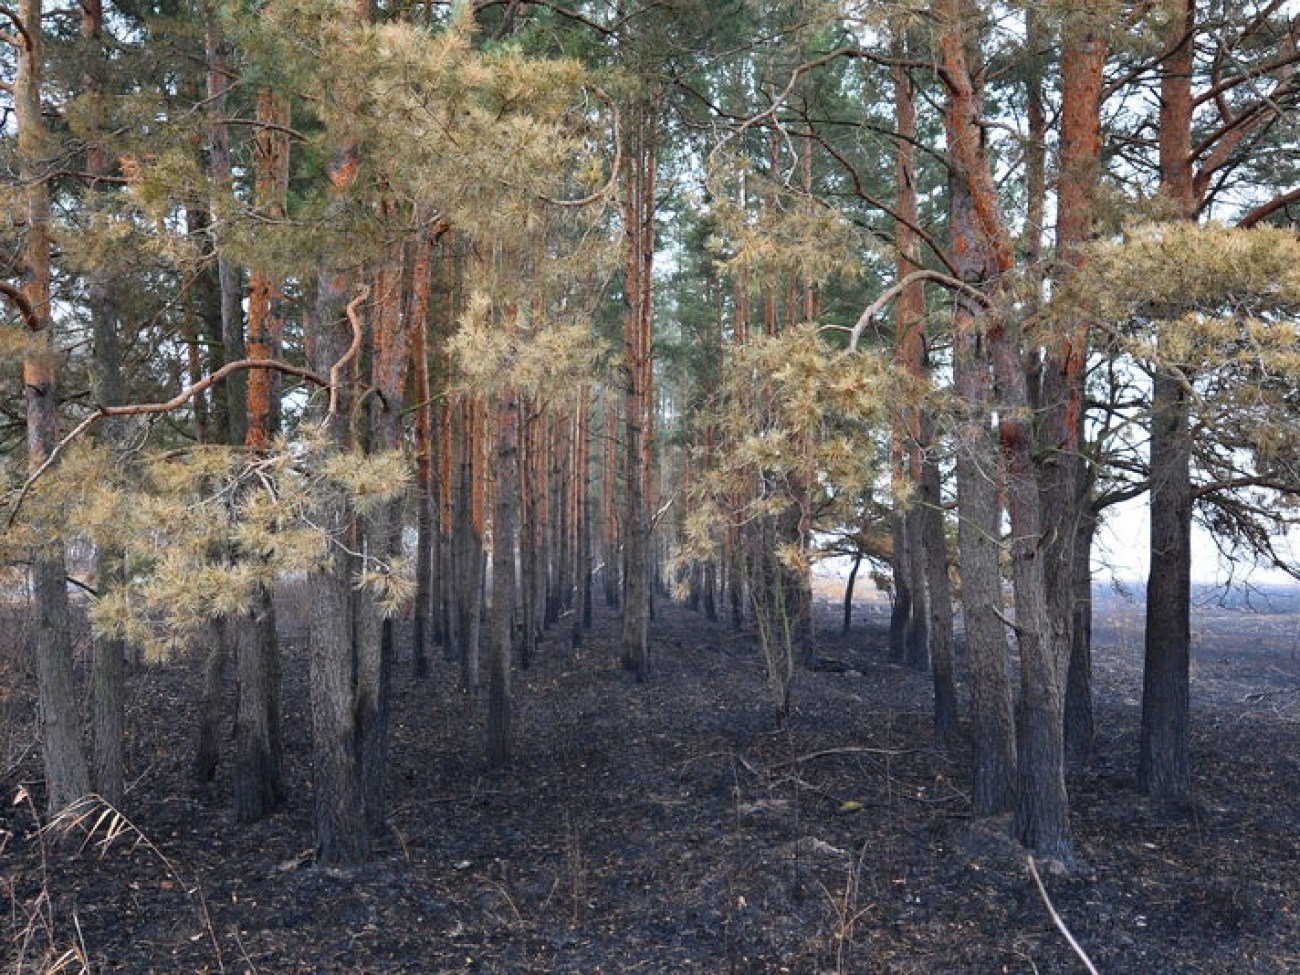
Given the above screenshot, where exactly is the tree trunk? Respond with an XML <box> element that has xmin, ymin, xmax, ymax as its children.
<box><xmin>573</xmin><ymin>400</ymin><xmax>594</xmax><ymax>644</ymax></box>
<box><xmin>308</xmin><ymin>74</ymin><xmax>367</xmax><ymax>859</ymax></box>
<box><xmin>947</xmin><ymin>169</ymin><xmax>1015</xmax><ymax>821</ymax></box>
<box><xmin>232</xmin><ymin>81</ymin><xmax>291</xmax><ymax>822</ymax></box>
<box><xmin>601</xmin><ymin>395</ymin><xmax>621</xmax><ymax>610</ymax></box>
<box><xmin>309</xmin><ymin>489</ymin><xmax>368</xmax><ymax>867</ymax></box>
<box><xmin>410</xmin><ymin>231</ymin><xmax>437</xmax><ymax>679</ymax></box>
<box><xmin>455</xmin><ymin>400</ymin><xmax>485</xmax><ymax>694</ymax></box>
<box><xmin>83</xmin><ymin>0</ymin><xmax>126</xmax><ymax>807</ymax></box>
<box><xmin>192</xmin><ymin>616</ymin><xmax>228</xmax><ymax>784</ymax></box>
<box><xmin>842</xmin><ymin>553</ymin><xmax>861</xmax><ymax>633</ymax></box>
<box><xmin>938</xmin><ymin>0</ymin><xmax>1072</xmax><ymax>859</ymax></box>
<box><xmin>487</xmin><ymin>389</ymin><xmax>519</xmax><ymax>767</ymax></box>
<box><xmin>887</xmin><ymin>512</ymin><xmax>912</xmax><ymax>664</ymax></box>
<box><xmin>1139</xmin><ymin>372</ymin><xmax>1192</xmax><ymax>797</ymax></box>
<box><xmin>1140</xmin><ymin>0</ymin><xmax>1196</xmax><ymax>800</ymax></box>
<box><xmin>920</xmin><ymin>437</ymin><xmax>959</xmax><ymax>745</ymax></box>
<box><xmin>204</xmin><ymin>4</ymin><xmax>245</xmax><ymax>445</ymax></box>
<box><xmin>619</xmin><ymin>98</ymin><xmax>656</xmax><ymax>680</ymax></box>
<box><xmin>1064</xmin><ymin>507</ymin><xmax>1097</xmax><ymax>756</ymax></box>
<box><xmin>233</xmin><ymin>585</ymin><xmax>284</xmax><ymax>823</ymax></box>
<box><xmin>17</xmin><ymin>0</ymin><xmax>92</xmax><ymax>813</ymax></box>
<box><xmin>1046</xmin><ymin>6</ymin><xmax>1107</xmax><ymax>764</ymax></box>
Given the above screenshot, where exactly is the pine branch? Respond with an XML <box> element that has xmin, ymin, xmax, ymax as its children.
<box><xmin>7</xmin><ymin>358</ymin><xmax>330</xmax><ymax>526</ymax></box>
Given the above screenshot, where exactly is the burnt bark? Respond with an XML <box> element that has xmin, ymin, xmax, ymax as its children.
<box><xmin>1139</xmin><ymin>372</ymin><xmax>1193</xmax><ymax>797</ymax></box>
<box><xmin>919</xmin><ymin>441</ymin><xmax>959</xmax><ymax>746</ymax></box>
<box><xmin>233</xmin><ymin>585</ymin><xmax>284</xmax><ymax>823</ymax></box>
<box><xmin>947</xmin><ymin>166</ymin><xmax>1015</xmax><ymax>820</ymax></box>
<box><xmin>18</xmin><ymin>0</ymin><xmax>91</xmax><ymax>813</ymax></box>
<box><xmin>487</xmin><ymin>390</ymin><xmax>519</xmax><ymax>767</ymax></box>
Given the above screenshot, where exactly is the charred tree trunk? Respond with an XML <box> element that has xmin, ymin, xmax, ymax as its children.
<box><xmin>1139</xmin><ymin>372</ymin><xmax>1193</xmax><ymax>797</ymax></box>
<box><xmin>487</xmin><ymin>389</ymin><xmax>519</xmax><ymax>767</ymax></box>
<box><xmin>619</xmin><ymin>98</ymin><xmax>656</xmax><ymax>681</ymax></box>
<box><xmin>842</xmin><ymin>553</ymin><xmax>861</xmax><ymax>633</ymax></box>
<box><xmin>193</xmin><ymin>617</ymin><xmax>228</xmax><ymax>784</ymax></box>
<box><xmin>1064</xmin><ymin>507</ymin><xmax>1097</xmax><ymax>756</ymax></box>
<box><xmin>233</xmin><ymin>586</ymin><xmax>284</xmax><ymax>823</ymax></box>
<box><xmin>945</xmin><ymin>127</ymin><xmax>1015</xmax><ymax>820</ymax></box>
<box><xmin>1140</xmin><ymin>0</ymin><xmax>1196</xmax><ymax>801</ymax></box>
<box><xmin>410</xmin><ymin>231</ymin><xmax>437</xmax><ymax>680</ymax></box>
<box><xmin>17</xmin><ymin>0</ymin><xmax>91</xmax><ymax>813</ymax></box>
<box><xmin>919</xmin><ymin>437</ymin><xmax>959</xmax><ymax>745</ymax></box>
<box><xmin>1045</xmin><ymin>8</ymin><xmax>1107</xmax><ymax>764</ymax></box>
<box><xmin>232</xmin><ymin>81</ymin><xmax>291</xmax><ymax>824</ymax></box>
<box><xmin>887</xmin><ymin>512</ymin><xmax>913</xmax><ymax>664</ymax></box>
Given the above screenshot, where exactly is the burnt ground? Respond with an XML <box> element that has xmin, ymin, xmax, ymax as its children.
<box><xmin>3</xmin><ymin>584</ymin><xmax>1299</xmax><ymax>974</ymax></box>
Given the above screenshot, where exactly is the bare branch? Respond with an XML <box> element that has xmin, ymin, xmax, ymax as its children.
<box><xmin>332</xmin><ymin>286</ymin><xmax>370</xmax><ymax>416</ymax></box>
<box><xmin>0</xmin><ymin>5</ymin><xmax>33</xmax><ymax>50</ymax></box>
<box><xmin>840</xmin><ymin>270</ymin><xmax>991</xmax><ymax>353</ymax></box>
<box><xmin>222</xmin><ymin>117</ymin><xmax>309</xmax><ymax>142</ymax></box>
<box><xmin>540</xmin><ymin>88</ymin><xmax>621</xmax><ymax>208</ymax></box>
<box><xmin>1237</xmin><ymin>186</ymin><xmax>1300</xmax><ymax>227</ymax></box>
<box><xmin>1027</xmin><ymin>856</ymin><xmax>1101</xmax><ymax>975</ymax></box>
<box><xmin>0</xmin><ymin>280</ymin><xmax>38</xmax><ymax>330</ymax></box>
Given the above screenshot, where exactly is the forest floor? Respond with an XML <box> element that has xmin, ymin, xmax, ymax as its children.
<box><xmin>3</xmin><ymin>582</ymin><xmax>1300</xmax><ymax>974</ymax></box>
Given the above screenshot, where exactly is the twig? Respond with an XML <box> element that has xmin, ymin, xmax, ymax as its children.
<box><xmin>1027</xmin><ymin>855</ymin><xmax>1100</xmax><ymax>975</ymax></box>
<box><xmin>769</xmin><ymin>746</ymin><xmax>926</xmax><ymax>770</ymax></box>
<box><xmin>540</xmin><ymin>87</ymin><xmax>620</xmax><ymax>208</ymax></box>
<box><xmin>331</xmin><ymin>287</ymin><xmax>370</xmax><ymax>417</ymax></box>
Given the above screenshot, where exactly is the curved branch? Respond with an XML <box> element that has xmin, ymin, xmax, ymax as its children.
<box><xmin>843</xmin><ymin>269</ymin><xmax>991</xmax><ymax>353</ymax></box>
<box><xmin>0</xmin><ymin>5</ymin><xmax>33</xmax><ymax>51</ymax></box>
<box><xmin>331</xmin><ymin>286</ymin><xmax>369</xmax><ymax>416</ymax></box>
<box><xmin>0</xmin><ymin>280</ymin><xmax>38</xmax><ymax>330</ymax></box>
<box><xmin>8</xmin><ymin>358</ymin><xmax>330</xmax><ymax>525</ymax></box>
<box><xmin>1237</xmin><ymin>186</ymin><xmax>1300</xmax><ymax>227</ymax></box>
<box><xmin>540</xmin><ymin>88</ymin><xmax>621</xmax><ymax>208</ymax></box>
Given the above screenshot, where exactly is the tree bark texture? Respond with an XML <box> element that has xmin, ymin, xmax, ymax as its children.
<box><xmin>487</xmin><ymin>389</ymin><xmax>519</xmax><ymax>767</ymax></box>
<box><xmin>232</xmin><ymin>79</ymin><xmax>291</xmax><ymax>824</ymax></box>
<box><xmin>945</xmin><ymin>135</ymin><xmax>1016</xmax><ymax>821</ymax></box>
<box><xmin>1140</xmin><ymin>0</ymin><xmax>1196</xmax><ymax>800</ymax></box>
<box><xmin>18</xmin><ymin>0</ymin><xmax>92</xmax><ymax>813</ymax></box>
<box><xmin>619</xmin><ymin>98</ymin><xmax>656</xmax><ymax>680</ymax></box>
<box><xmin>1044</xmin><ymin>6</ymin><xmax>1107</xmax><ymax>764</ymax></box>
<box><xmin>1140</xmin><ymin>372</ymin><xmax>1193</xmax><ymax>797</ymax></box>
<box><xmin>233</xmin><ymin>585</ymin><xmax>284</xmax><ymax>823</ymax></box>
